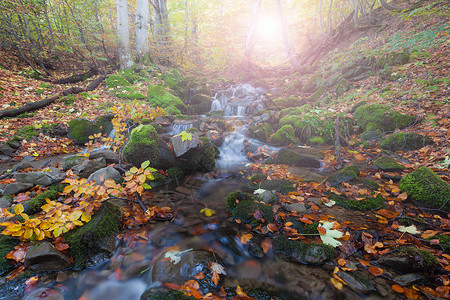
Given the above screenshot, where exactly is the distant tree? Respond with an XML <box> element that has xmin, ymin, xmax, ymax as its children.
<box><xmin>135</xmin><ymin>0</ymin><xmax>151</xmax><ymax>63</ymax></box>
<box><xmin>117</xmin><ymin>0</ymin><xmax>134</xmax><ymax>69</ymax></box>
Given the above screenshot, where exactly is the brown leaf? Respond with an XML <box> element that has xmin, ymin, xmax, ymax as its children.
<box><xmin>368</xmin><ymin>266</ymin><xmax>383</xmax><ymax>276</ymax></box>
<box><xmin>211</xmin><ymin>271</ymin><xmax>220</xmax><ymax>285</ymax></box>
<box><xmin>240</xmin><ymin>233</ymin><xmax>253</xmax><ymax>244</ymax></box>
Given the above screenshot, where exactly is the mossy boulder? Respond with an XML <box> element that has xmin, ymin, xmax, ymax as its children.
<box><xmin>308</xmin><ymin>86</ymin><xmax>327</xmax><ymax>102</ymax></box>
<box><xmin>399</xmin><ymin>167</ymin><xmax>450</xmax><ymax>211</ymax></box>
<box><xmin>189</xmin><ymin>94</ymin><xmax>212</xmax><ymax>114</ymax></box>
<box><xmin>17</xmin><ymin>189</ymin><xmax>60</xmax><ymax>215</ymax></box>
<box><xmin>360</xmin><ymin>129</ymin><xmax>383</xmax><ymax>141</ymax></box>
<box><xmin>0</xmin><ymin>235</ymin><xmax>20</xmax><ymax>275</ymax></box>
<box><xmin>63</xmin><ymin>155</ymin><xmax>85</xmax><ymax>171</ymax></box>
<box><xmin>64</xmin><ymin>202</ymin><xmax>121</xmax><ymax>269</ymax></box>
<box><xmin>248</xmin><ymin>123</ymin><xmax>273</xmax><ymax>142</ymax></box>
<box><xmin>105</xmin><ymin>74</ymin><xmax>131</xmax><ymax>88</ymax></box>
<box><xmin>326</xmin><ymin>164</ymin><xmax>360</xmax><ymax>186</ymax></box>
<box><xmin>147</xmin><ymin>85</ymin><xmax>186</xmax><ymax>115</ymax></box>
<box><xmin>140</xmin><ymin>287</ymin><xmax>196</xmax><ymax>300</ymax></box>
<box><xmin>309</xmin><ymin>136</ymin><xmax>325</xmax><ymax>145</ymax></box>
<box><xmin>122</xmin><ymin>124</ymin><xmax>175</xmax><ymax>170</ymax></box>
<box><xmin>113</xmin><ymin>86</ymin><xmax>145</xmax><ymax>99</ymax></box>
<box><xmin>15</xmin><ymin>126</ymin><xmax>39</xmax><ymax>141</ymax></box>
<box><xmin>269</xmin><ymin>149</ymin><xmax>321</xmax><ymax>168</ymax></box>
<box><xmin>272</xmin><ymin>96</ymin><xmax>299</xmax><ymax>108</ymax></box>
<box><xmin>232</xmin><ymin>200</ymin><xmax>274</xmax><ymax>226</ymax></box>
<box><xmin>68</xmin><ymin>115</ymin><xmax>114</xmax><ymax>145</ymax></box>
<box><xmin>269</xmin><ymin>125</ymin><xmax>295</xmax><ymax>146</ymax></box>
<box><xmin>373</xmin><ymin>156</ymin><xmax>405</xmax><ymax>171</ymax></box>
<box><xmin>354</xmin><ymin>104</ymin><xmax>414</xmax><ymax>132</ymax></box>
<box><xmin>335</xmin><ymin>78</ymin><xmax>353</xmax><ymax>96</ymax></box>
<box><xmin>381</xmin><ymin>132</ymin><xmax>432</xmax><ymax>151</ymax></box>
<box><xmin>273</xmin><ymin>236</ymin><xmax>334</xmax><ymax>265</ymax></box>
<box><xmin>392</xmin><ymin>246</ymin><xmax>438</xmax><ymax>270</ymax></box>
<box><xmin>330</xmin><ymin>193</ymin><xmax>385</xmax><ymax>211</ymax></box>
<box><xmin>176</xmin><ymin>137</ymin><xmax>217</xmax><ymax>173</ymax></box>
<box><xmin>226</xmin><ymin>191</ymin><xmax>254</xmax><ymax>211</ymax></box>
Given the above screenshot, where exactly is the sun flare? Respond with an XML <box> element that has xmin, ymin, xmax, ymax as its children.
<box><xmin>255</xmin><ymin>14</ymin><xmax>282</xmax><ymax>40</ymax></box>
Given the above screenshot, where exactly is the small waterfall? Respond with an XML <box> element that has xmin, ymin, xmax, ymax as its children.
<box><xmin>215</xmin><ymin>126</ymin><xmax>249</xmax><ymax>171</ymax></box>
<box><xmin>210</xmin><ymin>84</ymin><xmax>266</xmax><ymax>116</ymax></box>
<box><xmin>168</xmin><ymin>123</ymin><xmax>193</xmax><ymax>135</ymax></box>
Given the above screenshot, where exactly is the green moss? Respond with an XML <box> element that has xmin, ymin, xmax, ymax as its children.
<box><xmin>64</xmin><ymin>202</ymin><xmax>121</xmax><ymax>268</ymax></box>
<box><xmin>178</xmin><ymin>137</ymin><xmax>217</xmax><ymax>173</ymax></box>
<box><xmin>361</xmin><ymin>129</ymin><xmax>383</xmax><ymax>141</ymax></box>
<box><xmin>330</xmin><ymin>193</ymin><xmax>385</xmax><ymax>211</ymax></box>
<box><xmin>248</xmin><ymin>178</ymin><xmax>296</xmax><ymax>195</ymax></box>
<box><xmin>0</xmin><ymin>235</ymin><xmax>19</xmax><ymax>275</ymax></box>
<box><xmin>105</xmin><ymin>74</ymin><xmax>131</xmax><ymax>88</ymax></box>
<box><xmin>359</xmin><ymin>178</ymin><xmax>380</xmax><ymax>190</ymax></box>
<box><xmin>302</xmin><ymin>222</ymin><xmax>319</xmax><ymax>234</ymax></box>
<box><xmin>232</xmin><ymin>200</ymin><xmax>274</xmax><ymax>226</ymax></box>
<box><xmin>21</xmin><ymin>189</ymin><xmax>59</xmax><ymax>215</ymax></box>
<box><xmin>432</xmin><ymin>235</ymin><xmax>450</xmax><ymax>253</ymax></box>
<box><xmin>248</xmin><ymin>123</ymin><xmax>273</xmax><ymax>142</ymax></box>
<box><xmin>226</xmin><ymin>191</ymin><xmax>255</xmax><ymax>211</ymax></box>
<box><xmin>394</xmin><ymin>246</ymin><xmax>438</xmax><ymax>269</ymax></box>
<box><xmin>68</xmin><ymin>116</ymin><xmax>113</xmax><ymax>145</ymax></box>
<box><xmin>373</xmin><ymin>156</ymin><xmax>405</xmax><ymax>171</ymax></box>
<box><xmin>381</xmin><ymin>133</ymin><xmax>432</xmax><ymax>151</ymax></box>
<box><xmin>272</xmin><ymin>96</ymin><xmax>298</xmax><ymax>108</ymax></box>
<box><xmin>278</xmin><ymin>107</ymin><xmax>305</xmax><ymax>119</ymax></box>
<box><xmin>16</xmin><ymin>126</ymin><xmax>39</xmax><ymax>140</ymax></box>
<box><xmin>269</xmin><ymin>125</ymin><xmax>295</xmax><ymax>145</ymax></box>
<box><xmin>167</xmin><ymin>167</ymin><xmax>183</xmax><ymax>179</ymax></box>
<box><xmin>62</xmin><ymin>155</ymin><xmax>84</xmax><ymax>171</ymax></box>
<box><xmin>113</xmin><ymin>86</ymin><xmax>145</xmax><ymax>99</ymax></box>
<box><xmin>308</xmin><ymin>86</ymin><xmax>327</xmax><ymax>102</ymax></box>
<box><xmin>354</xmin><ymin>104</ymin><xmax>414</xmax><ymax>132</ymax></box>
<box><xmin>326</xmin><ymin>164</ymin><xmax>360</xmax><ymax>186</ymax></box>
<box><xmin>141</xmin><ymin>288</ymin><xmax>196</xmax><ymax>300</ymax></box>
<box><xmin>147</xmin><ymin>85</ymin><xmax>186</xmax><ymax>113</ymax></box>
<box><xmin>190</xmin><ymin>94</ymin><xmax>212</xmax><ymax>114</ymax></box>
<box><xmin>309</xmin><ymin>136</ymin><xmax>325</xmax><ymax>145</ymax></box>
<box><xmin>249</xmin><ymin>174</ymin><xmax>268</xmax><ymax>184</ymax></box>
<box><xmin>399</xmin><ymin>167</ymin><xmax>450</xmax><ymax>211</ymax></box>
<box><xmin>269</xmin><ymin>149</ymin><xmax>320</xmax><ymax>168</ymax></box>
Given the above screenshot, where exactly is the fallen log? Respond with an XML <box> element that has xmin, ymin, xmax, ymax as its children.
<box><xmin>52</xmin><ymin>67</ymin><xmax>98</xmax><ymax>84</ymax></box>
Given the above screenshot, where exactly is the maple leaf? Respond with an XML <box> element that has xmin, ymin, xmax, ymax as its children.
<box><xmin>177</xmin><ymin>130</ymin><xmax>192</xmax><ymax>142</ymax></box>
<box><xmin>318</xmin><ymin>221</ymin><xmax>344</xmax><ymax>247</ymax></box>
<box><xmin>210</xmin><ymin>262</ymin><xmax>226</xmax><ymax>275</ymax></box>
<box><xmin>398</xmin><ymin>225</ymin><xmax>421</xmax><ymax>234</ymax></box>
<box><xmin>253</xmin><ymin>188</ymin><xmax>266</xmax><ymax>194</ymax></box>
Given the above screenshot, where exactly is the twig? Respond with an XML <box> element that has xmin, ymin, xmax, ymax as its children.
<box><xmin>335</xmin><ymin>115</ymin><xmax>342</xmax><ymax>168</ymax></box>
<box><xmin>134</xmin><ymin>192</ymin><xmax>147</xmax><ymax>213</ymax></box>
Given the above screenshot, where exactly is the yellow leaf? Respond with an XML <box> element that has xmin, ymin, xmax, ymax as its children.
<box><xmin>24</xmin><ymin>228</ymin><xmax>33</xmax><ymax>239</ymax></box>
<box><xmin>200</xmin><ymin>208</ymin><xmax>216</xmax><ymax>217</ymax></box>
<box><xmin>81</xmin><ymin>213</ymin><xmax>91</xmax><ymax>223</ymax></box>
<box><xmin>35</xmin><ymin>228</ymin><xmax>45</xmax><ymax>240</ymax></box>
<box><xmin>7</xmin><ymin>224</ymin><xmax>23</xmax><ymax>232</ymax></box>
<box><xmin>14</xmin><ymin>204</ymin><xmax>24</xmax><ymax>215</ymax></box>
<box><xmin>69</xmin><ymin>211</ymin><xmax>82</xmax><ymax>221</ymax></box>
<box><xmin>53</xmin><ymin>227</ymin><xmax>63</xmax><ymax>237</ymax></box>
<box><xmin>72</xmin><ymin>220</ymin><xmax>83</xmax><ymax>226</ymax></box>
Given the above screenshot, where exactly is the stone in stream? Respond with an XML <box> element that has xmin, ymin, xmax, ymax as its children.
<box><xmin>2</xmin><ymin>182</ymin><xmax>34</xmax><ymax>195</ymax></box>
<box><xmin>141</xmin><ymin>287</ymin><xmax>196</xmax><ymax>300</ymax></box>
<box><xmin>89</xmin><ymin>149</ymin><xmax>120</xmax><ymax>164</ymax></box>
<box><xmin>170</xmin><ymin>131</ymin><xmax>200</xmax><ymax>157</ymax></box>
<box><xmin>24</xmin><ymin>241</ymin><xmax>71</xmax><ymax>271</ymax></box>
<box><xmin>87</xmin><ymin>166</ymin><xmax>121</xmax><ymax>185</ymax></box>
<box><xmin>336</xmin><ymin>271</ymin><xmax>376</xmax><ymax>294</ymax></box>
<box><xmin>0</xmin><ymin>196</ymin><xmax>12</xmax><ymax>208</ymax></box>
<box><xmin>14</xmin><ymin>168</ymin><xmax>65</xmax><ymax>187</ymax></box>
<box><xmin>71</xmin><ymin>157</ymin><xmax>106</xmax><ymax>178</ymax></box>
<box><xmin>62</xmin><ymin>155</ymin><xmax>85</xmax><ymax>171</ymax></box>
<box><xmin>272</xmin><ymin>236</ymin><xmax>334</xmax><ymax>265</ymax></box>
<box><xmin>149</xmin><ymin>249</ymin><xmax>225</xmax><ymax>294</ymax></box>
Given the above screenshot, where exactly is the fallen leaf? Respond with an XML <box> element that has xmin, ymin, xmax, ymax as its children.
<box><xmin>392</xmin><ymin>284</ymin><xmax>404</xmax><ymax>293</ymax></box>
<box><xmin>319</xmin><ymin>221</ymin><xmax>343</xmax><ymax>247</ymax></box>
<box><xmin>200</xmin><ymin>208</ymin><xmax>216</xmax><ymax>217</ymax></box>
<box><xmin>240</xmin><ymin>233</ymin><xmax>253</xmax><ymax>244</ymax></box>
<box><xmin>368</xmin><ymin>266</ymin><xmax>383</xmax><ymax>276</ymax></box>
<box><xmin>398</xmin><ymin>225</ymin><xmax>421</xmax><ymax>234</ymax></box>
<box><xmin>211</xmin><ymin>271</ymin><xmax>220</xmax><ymax>285</ymax></box>
<box><xmin>330</xmin><ymin>278</ymin><xmax>343</xmax><ymax>290</ymax></box>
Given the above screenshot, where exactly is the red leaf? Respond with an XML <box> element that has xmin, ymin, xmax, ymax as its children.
<box><xmin>212</xmin><ymin>271</ymin><xmax>220</xmax><ymax>285</ymax></box>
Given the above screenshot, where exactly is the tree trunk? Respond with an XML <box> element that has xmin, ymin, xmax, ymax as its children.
<box><xmin>276</xmin><ymin>0</ymin><xmax>302</xmax><ymax>71</ymax></box>
<box><xmin>244</xmin><ymin>0</ymin><xmax>261</xmax><ymax>65</ymax></box>
<box><xmin>116</xmin><ymin>0</ymin><xmax>134</xmax><ymax>69</ymax></box>
<box><xmin>136</xmin><ymin>0</ymin><xmax>150</xmax><ymax>63</ymax></box>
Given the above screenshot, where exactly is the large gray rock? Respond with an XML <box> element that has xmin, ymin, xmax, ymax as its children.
<box><xmin>170</xmin><ymin>132</ymin><xmax>200</xmax><ymax>157</ymax></box>
<box><xmin>62</xmin><ymin>155</ymin><xmax>85</xmax><ymax>171</ymax></box>
<box><xmin>2</xmin><ymin>182</ymin><xmax>34</xmax><ymax>195</ymax></box>
<box><xmin>72</xmin><ymin>157</ymin><xmax>106</xmax><ymax>178</ymax></box>
<box><xmin>87</xmin><ymin>166</ymin><xmax>121</xmax><ymax>185</ymax></box>
<box><xmin>24</xmin><ymin>242</ymin><xmax>71</xmax><ymax>271</ymax></box>
<box><xmin>14</xmin><ymin>168</ymin><xmax>64</xmax><ymax>186</ymax></box>
<box><xmin>89</xmin><ymin>149</ymin><xmax>119</xmax><ymax>164</ymax></box>
<box><xmin>0</xmin><ymin>196</ymin><xmax>12</xmax><ymax>208</ymax></box>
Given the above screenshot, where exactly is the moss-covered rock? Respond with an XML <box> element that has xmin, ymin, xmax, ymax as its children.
<box><xmin>399</xmin><ymin>167</ymin><xmax>450</xmax><ymax>211</ymax></box>
<box><xmin>147</xmin><ymin>85</ymin><xmax>186</xmax><ymax>114</ymax></box>
<box><xmin>354</xmin><ymin>104</ymin><xmax>414</xmax><ymax>132</ymax></box>
<box><xmin>249</xmin><ymin>178</ymin><xmax>296</xmax><ymax>195</ymax></box>
<box><xmin>167</xmin><ymin>166</ymin><xmax>184</xmax><ymax>179</ymax></box>
<box><xmin>19</xmin><ymin>189</ymin><xmax>60</xmax><ymax>215</ymax></box>
<box><xmin>189</xmin><ymin>94</ymin><xmax>212</xmax><ymax>114</ymax></box>
<box><xmin>226</xmin><ymin>191</ymin><xmax>254</xmax><ymax>211</ymax></box>
<box><xmin>64</xmin><ymin>202</ymin><xmax>121</xmax><ymax>268</ymax></box>
<box><xmin>373</xmin><ymin>156</ymin><xmax>405</xmax><ymax>171</ymax></box>
<box><xmin>113</xmin><ymin>86</ymin><xmax>146</xmax><ymax>99</ymax></box>
<box><xmin>393</xmin><ymin>246</ymin><xmax>438</xmax><ymax>270</ymax></box>
<box><xmin>381</xmin><ymin>132</ymin><xmax>432</xmax><ymax>151</ymax></box>
<box><xmin>15</xmin><ymin>126</ymin><xmax>39</xmax><ymax>141</ymax></box>
<box><xmin>335</xmin><ymin>78</ymin><xmax>353</xmax><ymax>96</ymax></box>
<box><xmin>360</xmin><ymin>129</ymin><xmax>383</xmax><ymax>141</ymax></box>
<box><xmin>308</xmin><ymin>86</ymin><xmax>327</xmax><ymax>102</ymax></box>
<box><xmin>269</xmin><ymin>149</ymin><xmax>321</xmax><ymax>168</ymax></box>
<box><xmin>122</xmin><ymin>124</ymin><xmax>175</xmax><ymax>170</ymax></box>
<box><xmin>326</xmin><ymin>164</ymin><xmax>360</xmax><ymax>186</ymax></box>
<box><xmin>272</xmin><ymin>96</ymin><xmax>299</xmax><ymax>108</ymax></box>
<box><xmin>273</xmin><ymin>236</ymin><xmax>334</xmax><ymax>265</ymax></box>
<box><xmin>249</xmin><ymin>174</ymin><xmax>268</xmax><ymax>184</ymax></box>
<box><xmin>63</xmin><ymin>155</ymin><xmax>85</xmax><ymax>171</ymax></box>
<box><xmin>68</xmin><ymin>116</ymin><xmax>113</xmax><ymax>145</ymax></box>
<box><xmin>232</xmin><ymin>200</ymin><xmax>274</xmax><ymax>226</ymax></box>
<box><xmin>269</xmin><ymin>125</ymin><xmax>295</xmax><ymax>146</ymax></box>
<box><xmin>309</xmin><ymin>136</ymin><xmax>325</xmax><ymax>145</ymax></box>
<box><xmin>0</xmin><ymin>235</ymin><xmax>20</xmax><ymax>275</ymax></box>
<box><xmin>248</xmin><ymin>123</ymin><xmax>273</xmax><ymax>142</ymax></box>
<box><xmin>330</xmin><ymin>193</ymin><xmax>385</xmax><ymax>211</ymax></box>
<box><xmin>177</xmin><ymin>137</ymin><xmax>217</xmax><ymax>173</ymax></box>
<box><xmin>140</xmin><ymin>287</ymin><xmax>196</xmax><ymax>300</ymax></box>
<box><xmin>105</xmin><ymin>74</ymin><xmax>131</xmax><ymax>88</ymax></box>
<box><xmin>359</xmin><ymin>178</ymin><xmax>380</xmax><ymax>190</ymax></box>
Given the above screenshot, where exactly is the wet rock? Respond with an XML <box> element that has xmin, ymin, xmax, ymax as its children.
<box><xmin>22</xmin><ymin>288</ymin><xmax>64</xmax><ymax>300</ymax></box>
<box><xmin>72</xmin><ymin>157</ymin><xmax>107</xmax><ymax>178</ymax></box>
<box><xmin>282</xmin><ymin>202</ymin><xmax>306</xmax><ymax>213</ymax></box>
<box><xmin>64</xmin><ymin>202</ymin><xmax>121</xmax><ymax>268</ymax></box>
<box><xmin>270</xmin><ymin>149</ymin><xmax>321</xmax><ymax>168</ymax></box>
<box><xmin>150</xmin><ymin>249</ymin><xmax>225</xmax><ymax>294</ymax></box>
<box><xmin>0</xmin><ymin>144</ymin><xmax>15</xmax><ymax>157</ymax></box>
<box><xmin>326</xmin><ymin>164</ymin><xmax>360</xmax><ymax>186</ymax></box>
<box><xmin>249</xmin><ymin>178</ymin><xmax>296</xmax><ymax>195</ymax></box>
<box><xmin>122</xmin><ymin>260</ymin><xmax>152</xmax><ymax>280</ymax></box>
<box><xmin>87</xmin><ymin>166</ymin><xmax>121</xmax><ymax>185</ymax></box>
<box><xmin>170</xmin><ymin>131</ymin><xmax>200</xmax><ymax>157</ymax></box>
<box><xmin>394</xmin><ymin>273</ymin><xmax>426</xmax><ymax>286</ymax></box>
<box><xmin>24</xmin><ymin>241</ymin><xmax>71</xmax><ymax>271</ymax></box>
<box><xmin>141</xmin><ymin>287</ymin><xmax>196</xmax><ymax>300</ymax></box>
<box><xmin>2</xmin><ymin>182</ymin><xmax>34</xmax><ymax>195</ymax></box>
<box><xmin>376</xmin><ymin>256</ymin><xmax>413</xmax><ymax>273</ymax></box>
<box><xmin>373</xmin><ymin>156</ymin><xmax>405</xmax><ymax>171</ymax></box>
<box><xmin>273</xmin><ymin>236</ymin><xmax>334</xmax><ymax>265</ymax></box>
<box><xmin>0</xmin><ymin>196</ymin><xmax>12</xmax><ymax>208</ymax></box>
<box><xmin>14</xmin><ymin>168</ymin><xmax>65</xmax><ymax>186</ymax></box>
<box><xmin>89</xmin><ymin>149</ymin><xmax>119</xmax><ymax>164</ymax></box>
<box><xmin>62</xmin><ymin>155</ymin><xmax>85</xmax><ymax>171</ymax></box>
<box><xmin>336</xmin><ymin>271</ymin><xmax>376</xmax><ymax>294</ymax></box>
<box><xmin>82</xmin><ymin>279</ymin><xmax>146</xmax><ymax>300</ymax></box>
<box><xmin>0</xmin><ymin>235</ymin><xmax>20</xmax><ymax>275</ymax></box>
<box><xmin>13</xmin><ymin>162</ymin><xmax>34</xmax><ymax>171</ymax></box>
<box><xmin>258</xmin><ymin>190</ymin><xmax>278</xmax><ymax>204</ymax></box>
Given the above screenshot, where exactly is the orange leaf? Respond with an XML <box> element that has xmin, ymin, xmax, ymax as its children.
<box><xmin>397</xmin><ymin>192</ymin><xmax>408</xmax><ymax>200</ymax></box>
<box><xmin>261</xmin><ymin>240</ymin><xmax>272</xmax><ymax>254</ymax></box>
<box><xmin>267</xmin><ymin>223</ymin><xmax>278</xmax><ymax>232</ymax></box>
<box><xmin>421</xmin><ymin>230</ymin><xmax>439</xmax><ymax>239</ymax></box>
<box><xmin>358</xmin><ymin>259</ymin><xmax>370</xmax><ymax>267</ymax></box>
<box><xmin>330</xmin><ymin>278</ymin><xmax>343</xmax><ymax>290</ymax></box>
<box><xmin>368</xmin><ymin>266</ymin><xmax>383</xmax><ymax>276</ymax></box>
<box><xmin>25</xmin><ymin>276</ymin><xmax>39</xmax><ymax>286</ymax></box>
<box><xmin>337</xmin><ymin>258</ymin><xmax>346</xmax><ymax>266</ymax></box>
<box><xmin>194</xmin><ymin>272</ymin><xmax>205</xmax><ymax>280</ymax></box>
<box><xmin>317</xmin><ymin>226</ymin><xmax>327</xmax><ymax>234</ymax></box>
<box><xmin>236</xmin><ymin>285</ymin><xmax>247</xmax><ymax>296</ymax></box>
<box><xmin>240</xmin><ymin>233</ymin><xmax>252</xmax><ymax>244</ymax></box>
<box><xmin>404</xmin><ymin>287</ymin><xmax>419</xmax><ymax>299</ymax></box>
<box><xmin>392</xmin><ymin>284</ymin><xmax>404</xmax><ymax>293</ymax></box>
<box><xmin>211</xmin><ymin>271</ymin><xmax>220</xmax><ymax>285</ymax></box>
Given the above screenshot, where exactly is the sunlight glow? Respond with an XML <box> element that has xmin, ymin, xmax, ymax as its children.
<box><xmin>255</xmin><ymin>14</ymin><xmax>282</xmax><ymax>41</ymax></box>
